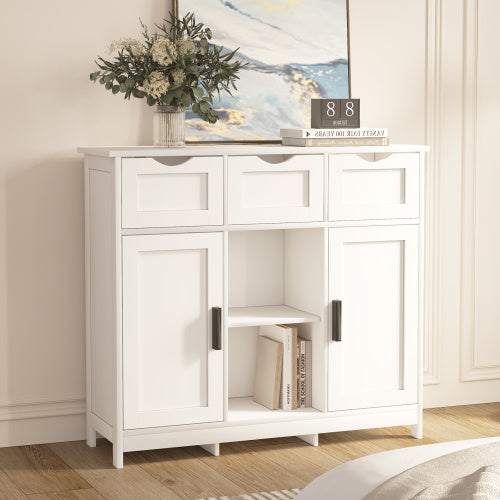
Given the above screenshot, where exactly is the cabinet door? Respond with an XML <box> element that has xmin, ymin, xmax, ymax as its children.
<box><xmin>123</xmin><ymin>232</ymin><xmax>223</xmax><ymax>429</ymax></box>
<box><xmin>328</xmin><ymin>226</ymin><xmax>418</xmax><ymax>411</ymax></box>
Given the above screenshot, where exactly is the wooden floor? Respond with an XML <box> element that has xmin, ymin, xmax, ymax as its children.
<box><xmin>0</xmin><ymin>403</ymin><xmax>498</xmax><ymax>499</ymax></box>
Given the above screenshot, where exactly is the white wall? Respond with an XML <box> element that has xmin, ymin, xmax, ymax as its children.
<box><xmin>0</xmin><ymin>0</ymin><xmax>173</xmax><ymax>446</ymax></box>
<box><xmin>0</xmin><ymin>0</ymin><xmax>497</xmax><ymax>446</ymax></box>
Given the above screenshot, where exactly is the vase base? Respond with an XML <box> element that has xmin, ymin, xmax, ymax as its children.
<box><xmin>153</xmin><ymin>143</ymin><xmax>186</xmax><ymax>148</ymax></box>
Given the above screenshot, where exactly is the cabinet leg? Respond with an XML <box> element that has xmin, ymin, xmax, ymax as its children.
<box><xmin>200</xmin><ymin>443</ymin><xmax>220</xmax><ymax>456</ymax></box>
<box><xmin>411</xmin><ymin>422</ymin><xmax>423</xmax><ymax>439</ymax></box>
<box><xmin>113</xmin><ymin>443</ymin><xmax>124</xmax><ymax>469</ymax></box>
<box><xmin>297</xmin><ymin>434</ymin><xmax>319</xmax><ymax>446</ymax></box>
<box><xmin>86</xmin><ymin>426</ymin><xmax>97</xmax><ymax>448</ymax></box>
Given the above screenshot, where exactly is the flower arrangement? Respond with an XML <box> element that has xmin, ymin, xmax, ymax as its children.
<box><xmin>90</xmin><ymin>13</ymin><xmax>245</xmax><ymax>124</ymax></box>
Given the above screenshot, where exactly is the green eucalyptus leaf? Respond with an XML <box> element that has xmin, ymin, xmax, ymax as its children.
<box><xmin>99</xmin><ymin>76</ymin><xmax>105</xmax><ymax>84</ymax></box>
<box><xmin>132</xmin><ymin>88</ymin><xmax>146</xmax><ymax>98</ymax></box>
<box><xmin>147</xmin><ymin>95</ymin><xmax>156</xmax><ymax>106</ymax></box>
<box><xmin>112</xmin><ymin>85</ymin><xmax>120</xmax><ymax>94</ymax></box>
<box><xmin>193</xmin><ymin>87</ymin><xmax>204</xmax><ymax>98</ymax></box>
<box><xmin>181</xmin><ymin>93</ymin><xmax>192</xmax><ymax>107</ymax></box>
<box><xmin>105</xmin><ymin>81</ymin><xmax>113</xmax><ymax>90</ymax></box>
<box><xmin>199</xmin><ymin>100</ymin><xmax>210</xmax><ymax>112</ymax></box>
<box><xmin>125</xmin><ymin>77</ymin><xmax>135</xmax><ymax>89</ymax></box>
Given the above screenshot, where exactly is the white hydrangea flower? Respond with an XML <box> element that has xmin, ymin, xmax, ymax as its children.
<box><xmin>141</xmin><ymin>71</ymin><xmax>170</xmax><ymax>100</ymax></box>
<box><xmin>108</xmin><ymin>38</ymin><xmax>145</xmax><ymax>56</ymax></box>
<box><xmin>151</xmin><ymin>39</ymin><xmax>177</xmax><ymax>65</ymax></box>
<box><xmin>177</xmin><ymin>37</ymin><xmax>196</xmax><ymax>57</ymax></box>
<box><xmin>171</xmin><ymin>68</ymin><xmax>186</xmax><ymax>87</ymax></box>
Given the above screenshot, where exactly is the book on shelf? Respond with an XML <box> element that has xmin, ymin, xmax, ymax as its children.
<box><xmin>298</xmin><ymin>337</ymin><xmax>312</xmax><ymax>408</ymax></box>
<box><xmin>281</xmin><ymin>136</ymin><xmax>389</xmax><ymax>147</ymax></box>
<box><xmin>253</xmin><ymin>336</ymin><xmax>283</xmax><ymax>410</ymax></box>
<box><xmin>260</xmin><ymin>324</ymin><xmax>298</xmax><ymax>410</ymax></box>
<box><xmin>296</xmin><ymin>339</ymin><xmax>301</xmax><ymax>408</ymax></box>
<box><xmin>280</xmin><ymin>127</ymin><xmax>387</xmax><ymax>139</ymax></box>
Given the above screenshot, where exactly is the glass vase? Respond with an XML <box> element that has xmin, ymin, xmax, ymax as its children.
<box><xmin>153</xmin><ymin>105</ymin><xmax>185</xmax><ymax>147</ymax></box>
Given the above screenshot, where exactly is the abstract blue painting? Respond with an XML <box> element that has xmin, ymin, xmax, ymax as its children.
<box><xmin>177</xmin><ymin>0</ymin><xmax>349</xmax><ymax>142</ymax></box>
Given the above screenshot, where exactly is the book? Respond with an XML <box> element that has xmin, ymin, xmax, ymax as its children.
<box><xmin>260</xmin><ymin>324</ymin><xmax>298</xmax><ymax>410</ymax></box>
<box><xmin>281</xmin><ymin>137</ymin><xmax>389</xmax><ymax>147</ymax></box>
<box><xmin>280</xmin><ymin>127</ymin><xmax>387</xmax><ymax>139</ymax></box>
<box><xmin>296</xmin><ymin>339</ymin><xmax>301</xmax><ymax>408</ymax></box>
<box><xmin>253</xmin><ymin>336</ymin><xmax>283</xmax><ymax>410</ymax></box>
<box><xmin>298</xmin><ymin>337</ymin><xmax>312</xmax><ymax>408</ymax></box>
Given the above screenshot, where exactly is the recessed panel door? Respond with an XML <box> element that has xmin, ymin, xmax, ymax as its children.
<box><xmin>328</xmin><ymin>225</ymin><xmax>419</xmax><ymax>411</ymax></box>
<box><xmin>123</xmin><ymin>232</ymin><xmax>223</xmax><ymax>429</ymax></box>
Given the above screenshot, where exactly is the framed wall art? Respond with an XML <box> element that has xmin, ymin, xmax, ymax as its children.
<box><xmin>175</xmin><ymin>0</ymin><xmax>351</xmax><ymax>143</ymax></box>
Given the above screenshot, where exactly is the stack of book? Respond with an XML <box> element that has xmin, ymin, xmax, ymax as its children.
<box><xmin>253</xmin><ymin>324</ymin><xmax>312</xmax><ymax>410</ymax></box>
<box><xmin>280</xmin><ymin>127</ymin><xmax>389</xmax><ymax>147</ymax></box>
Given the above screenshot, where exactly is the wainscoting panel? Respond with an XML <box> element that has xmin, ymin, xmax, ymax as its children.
<box><xmin>460</xmin><ymin>0</ymin><xmax>500</xmax><ymax>382</ymax></box>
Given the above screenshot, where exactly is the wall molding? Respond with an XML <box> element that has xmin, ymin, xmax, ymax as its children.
<box><xmin>460</xmin><ymin>0</ymin><xmax>500</xmax><ymax>382</ymax></box>
<box><xmin>423</xmin><ymin>0</ymin><xmax>441</xmax><ymax>385</ymax></box>
<box><xmin>0</xmin><ymin>397</ymin><xmax>85</xmax><ymax>422</ymax></box>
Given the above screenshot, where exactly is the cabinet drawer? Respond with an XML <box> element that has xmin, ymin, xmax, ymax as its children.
<box><xmin>122</xmin><ymin>157</ymin><xmax>223</xmax><ymax>228</ymax></box>
<box><xmin>329</xmin><ymin>153</ymin><xmax>420</xmax><ymax>221</ymax></box>
<box><xmin>227</xmin><ymin>155</ymin><xmax>324</xmax><ymax>224</ymax></box>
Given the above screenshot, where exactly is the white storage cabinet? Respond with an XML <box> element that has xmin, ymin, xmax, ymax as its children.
<box><xmin>80</xmin><ymin>144</ymin><xmax>427</xmax><ymax>468</ymax></box>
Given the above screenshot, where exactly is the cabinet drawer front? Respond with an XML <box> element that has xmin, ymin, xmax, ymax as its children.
<box><xmin>228</xmin><ymin>155</ymin><xmax>324</xmax><ymax>224</ymax></box>
<box><xmin>329</xmin><ymin>153</ymin><xmax>420</xmax><ymax>221</ymax></box>
<box><xmin>122</xmin><ymin>157</ymin><xmax>223</xmax><ymax>228</ymax></box>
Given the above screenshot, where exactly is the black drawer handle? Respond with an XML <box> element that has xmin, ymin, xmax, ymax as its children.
<box><xmin>332</xmin><ymin>300</ymin><xmax>342</xmax><ymax>342</ymax></box>
<box><xmin>212</xmin><ymin>307</ymin><xmax>222</xmax><ymax>350</ymax></box>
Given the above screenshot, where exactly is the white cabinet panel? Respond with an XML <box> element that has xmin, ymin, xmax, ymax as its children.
<box><xmin>122</xmin><ymin>232</ymin><xmax>223</xmax><ymax>429</ymax></box>
<box><xmin>329</xmin><ymin>153</ymin><xmax>420</xmax><ymax>221</ymax></box>
<box><xmin>122</xmin><ymin>157</ymin><xmax>223</xmax><ymax>228</ymax></box>
<box><xmin>228</xmin><ymin>155</ymin><xmax>323</xmax><ymax>224</ymax></box>
<box><xmin>328</xmin><ymin>225</ymin><xmax>419</xmax><ymax>410</ymax></box>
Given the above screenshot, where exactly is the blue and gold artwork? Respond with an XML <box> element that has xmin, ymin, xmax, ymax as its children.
<box><xmin>178</xmin><ymin>0</ymin><xmax>349</xmax><ymax>141</ymax></box>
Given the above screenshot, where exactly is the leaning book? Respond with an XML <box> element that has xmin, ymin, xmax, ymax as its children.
<box><xmin>253</xmin><ymin>336</ymin><xmax>283</xmax><ymax>410</ymax></box>
<box><xmin>281</xmin><ymin>137</ymin><xmax>389</xmax><ymax>147</ymax></box>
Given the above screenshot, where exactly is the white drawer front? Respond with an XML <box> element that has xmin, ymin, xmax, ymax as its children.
<box><xmin>228</xmin><ymin>155</ymin><xmax>324</xmax><ymax>224</ymax></box>
<box><xmin>122</xmin><ymin>157</ymin><xmax>223</xmax><ymax>228</ymax></box>
<box><xmin>329</xmin><ymin>153</ymin><xmax>420</xmax><ymax>221</ymax></box>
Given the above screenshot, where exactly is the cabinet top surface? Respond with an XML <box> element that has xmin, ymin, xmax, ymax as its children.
<box><xmin>78</xmin><ymin>144</ymin><xmax>429</xmax><ymax>157</ymax></box>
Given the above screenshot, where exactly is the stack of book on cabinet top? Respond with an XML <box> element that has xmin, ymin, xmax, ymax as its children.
<box><xmin>280</xmin><ymin>128</ymin><xmax>389</xmax><ymax>147</ymax></box>
<box><xmin>253</xmin><ymin>324</ymin><xmax>312</xmax><ymax>411</ymax></box>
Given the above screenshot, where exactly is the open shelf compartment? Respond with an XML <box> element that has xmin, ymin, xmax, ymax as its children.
<box><xmin>227</xmin><ymin>228</ymin><xmax>328</xmax><ymax>416</ymax></box>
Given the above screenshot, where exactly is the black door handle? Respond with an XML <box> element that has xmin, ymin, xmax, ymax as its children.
<box><xmin>212</xmin><ymin>307</ymin><xmax>222</xmax><ymax>350</ymax></box>
<box><xmin>332</xmin><ymin>300</ymin><xmax>342</xmax><ymax>342</ymax></box>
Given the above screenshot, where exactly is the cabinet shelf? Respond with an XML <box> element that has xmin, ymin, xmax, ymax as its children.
<box><xmin>228</xmin><ymin>397</ymin><xmax>321</xmax><ymax>423</ymax></box>
<box><xmin>227</xmin><ymin>305</ymin><xmax>321</xmax><ymax>328</ymax></box>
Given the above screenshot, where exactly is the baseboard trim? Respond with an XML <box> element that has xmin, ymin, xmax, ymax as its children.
<box><xmin>0</xmin><ymin>413</ymin><xmax>86</xmax><ymax>448</ymax></box>
<box><xmin>0</xmin><ymin>398</ymin><xmax>85</xmax><ymax>422</ymax></box>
